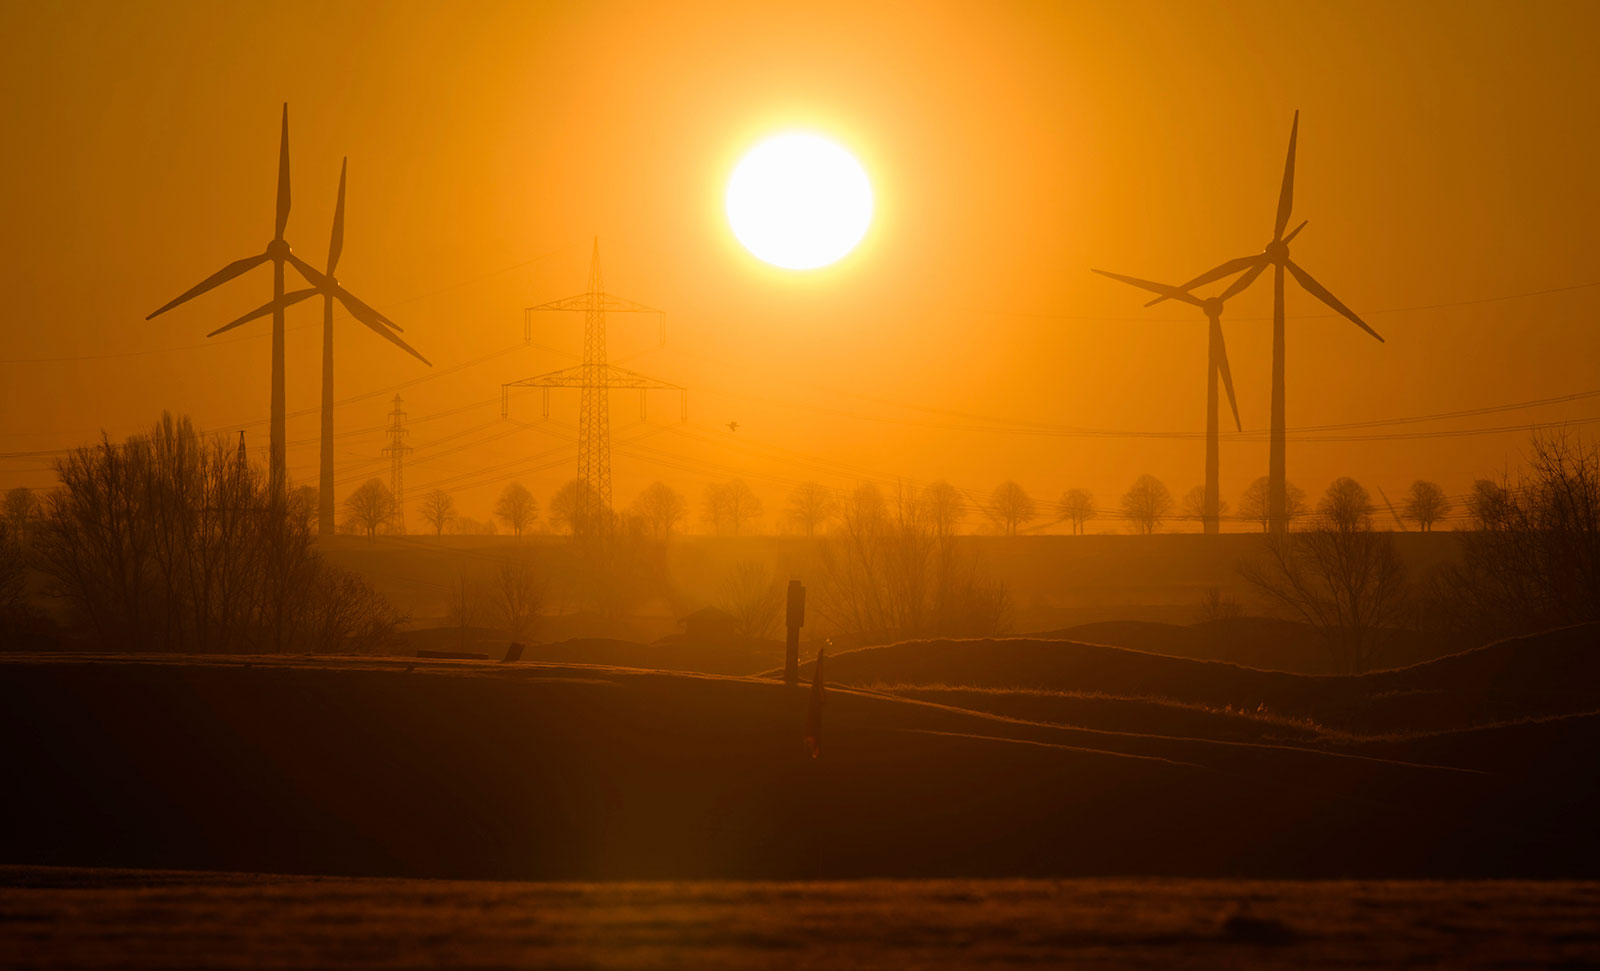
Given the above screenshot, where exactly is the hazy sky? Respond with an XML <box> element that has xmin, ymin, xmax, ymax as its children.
<box><xmin>2</xmin><ymin>0</ymin><xmax>1597</xmax><ymax>530</ymax></box>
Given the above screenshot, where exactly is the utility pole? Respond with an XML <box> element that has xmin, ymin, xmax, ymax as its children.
<box><xmin>501</xmin><ymin>238</ymin><xmax>685</xmax><ymax>538</ymax></box>
<box><xmin>785</xmin><ymin>579</ymin><xmax>806</xmax><ymax>685</ymax></box>
<box><xmin>382</xmin><ymin>393</ymin><xmax>412</xmax><ymax>534</ymax></box>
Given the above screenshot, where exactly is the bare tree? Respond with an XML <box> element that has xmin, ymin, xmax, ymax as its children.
<box><xmin>550</xmin><ymin>479</ymin><xmax>607</xmax><ymax>535</ymax></box>
<box><xmin>1181</xmin><ymin>485</ymin><xmax>1229</xmax><ymax>526</ymax></box>
<box><xmin>987</xmin><ymin>480</ymin><xmax>1036</xmax><ymax>536</ymax></box>
<box><xmin>718</xmin><ymin>560</ymin><xmax>785</xmax><ymax>640</ymax></box>
<box><xmin>1239</xmin><ymin>476</ymin><xmax>1307</xmax><ymax>531</ymax></box>
<box><xmin>493</xmin><ymin>554</ymin><xmax>545</xmax><ymax>640</ymax></box>
<box><xmin>1403</xmin><ymin>479</ymin><xmax>1451</xmax><ymax>531</ymax></box>
<box><xmin>629</xmin><ymin>481</ymin><xmax>688</xmax><ymax>538</ymax></box>
<box><xmin>815</xmin><ymin>481</ymin><xmax>1010</xmax><ymax>643</ymax></box>
<box><xmin>1431</xmin><ymin>432</ymin><xmax>1600</xmax><ymax>638</ymax></box>
<box><xmin>33</xmin><ymin>413</ymin><xmax>398</xmax><ymax>654</ymax></box>
<box><xmin>785</xmin><ymin>480</ymin><xmax>835</xmax><ymax>537</ymax></box>
<box><xmin>344</xmin><ymin>479</ymin><xmax>395</xmax><ymax>539</ymax></box>
<box><xmin>1057</xmin><ymin>488</ymin><xmax>1096</xmax><ymax>535</ymax></box>
<box><xmin>446</xmin><ymin>570</ymin><xmax>479</xmax><ymax>652</ymax></box>
<box><xmin>291</xmin><ymin>485</ymin><xmax>318</xmax><ymax>533</ymax></box>
<box><xmin>1121</xmin><ymin>474</ymin><xmax>1173</xmax><ymax>535</ymax></box>
<box><xmin>4</xmin><ymin>487</ymin><xmax>38</xmax><ymax>547</ymax></box>
<box><xmin>1466</xmin><ymin>478</ymin><xmax>1513</xmax><ymax>528</ymax></box>
<box><xmin>702</xmin><ymin>479</ymin><xmax>763</xmax><ymax>535</ymax></box>
<box><xmin>924</xmin><ymin>480</ymin><xmax>966</xmax><ymax>538</ymax></box>
<box><xmin>1319</xmin><ymin>477</ymin><xmax>1373</xmax><ymax>531</ymax></box>
<box><xmin>1242</xmin><ymin>503</ymin><xmax>1409</xmax><ymax>674</ymax></box>
<box><xmin>420</xmin><ymin>489</ymin><xmax>456</xmax><ymax>537</ymax></box>
<box><xmin>495</xmin><ymin>482</ymin><xmax>537</xmax><ymax>537</ymax></box>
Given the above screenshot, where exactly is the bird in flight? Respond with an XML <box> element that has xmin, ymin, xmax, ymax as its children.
<box><xmin>726</xmin><ymin>421</ymin><xmax>740</xmax><ymax>432</ymax></box>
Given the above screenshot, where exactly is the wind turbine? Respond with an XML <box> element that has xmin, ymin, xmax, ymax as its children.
<box><xmin>147</xmin><ymin>103</ymin><xmax>309</xmax><ymax>504</ymax></box>
<box><xmin>206</xmin><ymin>159</ymin><xmax>430</xmax><ymax>536</ymax></box>
<box><xmin>1092</xmin><ymin>268</ymin><xmax>1248</xmax><ymax>534</ymax></box>
<box><xmin>1151</xmin><ymin>111</ymin><xmax>1384</xmax><ymax>532</ymax></box>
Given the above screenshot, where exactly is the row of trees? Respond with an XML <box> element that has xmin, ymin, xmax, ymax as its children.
<box><xmin>296</xmin><ymin>469</ymin><xmax>1462</xmax><ymax>541</ymax></box>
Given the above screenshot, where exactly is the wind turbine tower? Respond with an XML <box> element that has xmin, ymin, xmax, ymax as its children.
<box><xmin>382</xmin><ymin>394</ymin><xmax>412</xmax><ymax>534</ymax></box>
<box><xmin>502</xmin><ymin>238</ymin><xmax>685</xmax><ymax>538</ymax></box>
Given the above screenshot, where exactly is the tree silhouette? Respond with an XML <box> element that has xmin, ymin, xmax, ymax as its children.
<box><xmin>703</xmin><ymin>479</ymin><xmax>763</xmax><ymax>535</ymax></box>
<box><xmin>1181</xmin><ymin>485</ymin><xmax>1229</xmax><ymax>525</ymax></box>
<box><xmin>718</xmin><ymin>560</ymin><xmax>785</xmax><ymax>639</ymax></box>
<box><xmin>1121</xmin><ymin>474</ymin><xmax>1173</xmax><ymax>534</ymax></box>
<box><xmin>1056</xmin><ymin>488</ymin><xmax>1096</xmax><ymax>535</ymax></box>
<box><xmin>420</xmin><ymin>489</ymin><xmax>455</xmax><ymax>537</ymax></box>
<box><xmin>4</xmin><ymin>487</ymin><xmax>37</xmax><ymax>540</ymax></box>
<box><xmin>344</xmin><ymin>479</ymin><xmax>395</xmax><ymax>539</ymax></box>
<box><xmin>1403</xmin><ymin>480</ymin><xmax>1451</xmax><ymax>531</ymax></box>
<box><xmin>1239</xmin><ymin>476</ymin><xmax>1306</xmax><ymax>531</ymax></box>
<box><xmin>988</xmin><ymin>481</ymin><xmax>1036</xmax><ymax>536</ymax></box>
<box><xmin>1433</xmin><ymin>433</ymin><xmax>1600</xmax><ymax>638</ymax></box>
<box><xmin>1319</xmin><ymin>477</ymin><xmax>1373</xmax><ymax>531</ymax></box>
<box><xmin>550</xmin><ymin>479</ymin><xmax>605</xmax><ymax>535</ymax></box>
<box><xmin>629</xmin><ymin>481</ymin><xmax>688</xmax><ymax>538</ymax></box>
<box><xmin>1243</xmin><ymin>497</ymin><xmax>1409</xmax><ymax>674</ymax></box>
<box><xmin>495</xmin><ymin>482</ymin><xmax>537</xmax><ymax>537</ymax></box>
<box><xmin>32</xmin><ymin>413</ymin><xmax>398</xmax><ymax>653</ymax></box>
<box><xmin>785</xmin><ymin>480</ymin><xmax>835</xmax><ymax>537</ymax></box>
<box><xmin>493</xmin><ymin>554</ymin><xmax>545</xmax><ymax>640</ymax></box>
<box><xmin>924</xmin><ymin>480</ymin><xmax>966</xmax><ymax>539</ymax></box>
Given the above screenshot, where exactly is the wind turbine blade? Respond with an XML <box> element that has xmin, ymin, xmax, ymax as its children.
<box><xmin>1143</xmin><ymin>254</ymin><xmax>1261</xmax><ymax>307</ymax></box>
<box><xmin>1274</xmin><ymin>110</ymin><xmax>1298</xmax><ymax>241</ymax></box>
<box><xmin>275</xmin><ymin>104</ymin><xmax>291</xmax><ymax>240</ymax></box>
<box><xmin>1092</xmin><ymin>269</ymin><xmax>1203</xmax><ymax>307</ymax></box>
<box><xmin>1286</xmin><ymin>260</ymin><xmax>1385</xmax><ymax>342</ymax></box>
<box><xmin>1212</xmin><ymin>317</ymin><xmax>1243</xmax><ymax>432</ymax></box>
<box><xmin>146</xmin><ymin>252</ymin><xmax>269</xmax><ymax>319</ymax></box>
<box><xmin>1284</xmin><ymin>219</ymin><xmax>1308</xmax><ymax>244</ymax></box>
<box><xmin>1218</xmin><ymin>260</ymin><xmax>1268</xmax><ymax>303</ymax></box>
<box><xmin>285</xmin><ymin>253</ymin><xmax>403</xmax><ymax>331</ymax></box>
<box><xmin>205</xmin><ymin>288</ymin><xmax>318</xmax><ymax>337</ymax></box>
<box><xmin>327</xmin><ymin>157</ymin><xmax>346</xmax><ymax>274</ymax></box>
<box><xmin>336</xmin><ymin>291</ymin><xmax>431</xmax><ymax>365</ymax></box>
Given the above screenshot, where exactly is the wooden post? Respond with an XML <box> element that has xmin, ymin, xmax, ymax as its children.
<box><xmin>784</xmin><ymin>579</ymin><xmax>806</xmax><ymax>685</ymax></box>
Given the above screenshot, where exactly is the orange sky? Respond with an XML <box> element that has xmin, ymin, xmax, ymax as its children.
<box><xmin>2</xmin><ymin>0</ymin><xmax>1597</xmax><ymax>531</ymax></box>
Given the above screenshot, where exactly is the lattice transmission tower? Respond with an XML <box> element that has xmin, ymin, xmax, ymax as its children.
<box><xmin>381</xmin><ymin>393</ymin><xmax>413</xmax><ymax>534</ymax></box>
<box><xmin>502</xmin><ymin>238</ymin><xmax>685</xmax><ymax>537</ymax></box>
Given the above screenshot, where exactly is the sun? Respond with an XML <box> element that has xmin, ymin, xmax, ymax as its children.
<box><xmin>726</xmin><ymin>133</ymin><xmax>873</xmax><ymax>270</ymax></box>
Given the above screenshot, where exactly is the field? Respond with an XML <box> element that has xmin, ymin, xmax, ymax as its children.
<box><xmin>5</xmin><ymin>867</ymin><xmax>1600</xmax><ymax>969</ymax></box>
<box><xmin>5</xmin><ymin>625</ymin><xmax>1599</xmax><ymax>882</ymax></box>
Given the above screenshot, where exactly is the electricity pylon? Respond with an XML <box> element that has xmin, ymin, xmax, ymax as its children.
<box><xmin>382</xmin><ymin>393</ymin><xmax>412</xmax><ymax>534</ymax></box>
<box><xmin>502</xmin><ymin>238</ymin><xmax>685</xmax><ymax>537</ymax></box>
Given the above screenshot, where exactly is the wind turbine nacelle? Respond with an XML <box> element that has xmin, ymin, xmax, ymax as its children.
<box><xmin>266</xmin><ymin>239</ymin><xmax>293</xmax><ymax>260</ymax></box>
<box><xmin>1264</xmin><ymin>239</ymin><xmax>1289</xmax><ymax>263</ymax></box>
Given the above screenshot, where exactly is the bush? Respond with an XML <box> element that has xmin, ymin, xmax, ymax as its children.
<box><xmin>33</xmin><ymin>413</ymin><xmax>400</xmax><ymax>653</ymax></box>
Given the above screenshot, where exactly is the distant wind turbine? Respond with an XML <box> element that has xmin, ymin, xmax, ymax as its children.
<box><xmin>1092</xmin><ymin>268</ymin><xmax>1249</xmax><ymax>534</ymax></box>
<box><xmin>1150</xmin><ymin>111</ymin><xmax>1384</xmax><ymax>532</ymax></box>
<box><xmin>207</xmin><ymin>158</ymin><xmax>430</xmax><ymax>535</ymax></box>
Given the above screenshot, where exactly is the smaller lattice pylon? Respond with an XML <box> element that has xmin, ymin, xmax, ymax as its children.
<box><xmin>381</xmin><ymin>393</ymin><xmax>413</xmax><ymax>534</ymax></box>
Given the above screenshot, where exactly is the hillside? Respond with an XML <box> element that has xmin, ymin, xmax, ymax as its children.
<box><xmin>0</xmin><ymin>653</ymin><xmax>1553</xmax><ymax>881</ymax></box>
<box><xmin>788</xmin><ymin>623</ymin><xmax>1600</xmax><ymax>734</ymax></box>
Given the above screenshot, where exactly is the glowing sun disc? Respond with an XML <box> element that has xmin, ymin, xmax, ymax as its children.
<box><xmin>726</xmin><ymin>133</ymin><xmax>873</xmax><ymax>270</ymax></box>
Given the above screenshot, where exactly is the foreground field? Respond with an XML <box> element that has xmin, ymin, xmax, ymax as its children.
<box><xmin>4</xmin><ymin>866</ymin><xmax>1598</xmax><ymax>969</ymax></box>
<box><xmin>3</xmin><ymin>641</ymin><xmax>1595</xmax><ymax>881</ymax></box>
